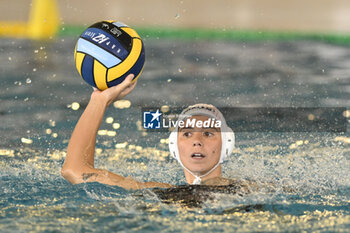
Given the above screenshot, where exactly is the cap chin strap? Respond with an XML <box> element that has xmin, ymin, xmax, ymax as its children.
<box><xmin>178</xmin><ymin>158</ymin><xmax>221</xmax><ymax>185</ymax></box>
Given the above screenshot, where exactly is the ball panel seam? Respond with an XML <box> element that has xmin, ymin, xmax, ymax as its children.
<box><xmin>93</xmin><ymin>60</ymin><xmax>108</xmax><ymax>90</ymax></box>
<box><xmin>81</xmin><ymin>55</ymin><xmax>97</xmax><ymax>88</ymax></box>
<box><xmin>107</xmin><ymin>39</ymin><xmax>142</xmax><ymax>82</ymax></box>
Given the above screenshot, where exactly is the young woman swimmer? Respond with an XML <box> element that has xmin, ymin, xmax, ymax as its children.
<box><xmin>61</xmin><ymin>74</ymin><xmax>240</xmax><ymax>190</ymax></box>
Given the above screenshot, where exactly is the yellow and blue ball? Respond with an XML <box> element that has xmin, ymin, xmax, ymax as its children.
<box><xmin>74</xmin><ymin>21</ymin><xmax>145</xmax><ymax>90</ymax></box>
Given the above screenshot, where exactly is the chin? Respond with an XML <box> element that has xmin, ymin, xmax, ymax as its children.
<box><xmin>188</xmin><ymin>165</ymin><xmax>213</xmax><ymax>175</ymax></box>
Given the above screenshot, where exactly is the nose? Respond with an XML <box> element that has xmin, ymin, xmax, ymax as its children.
<box><xmin>192</xmin><ymin>132</ymin><xmax>202</xmax><ymax>147</ymax></box>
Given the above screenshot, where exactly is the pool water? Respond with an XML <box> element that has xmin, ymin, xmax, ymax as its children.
<box><xmin>0</xmin><ymin>37</ymin><xmax>349</xmax><ymax>232</ymax></box>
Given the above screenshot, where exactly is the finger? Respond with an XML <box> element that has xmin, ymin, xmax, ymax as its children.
<box><xmin>123</xmin><ymin>79</ymin><xmax>137</xmax><ymax>92</ymax></box>
<box><xmin>124</xmin><ymin>79</ymin><xmax>137</xmax><ymax>90</ymax></box>
<box><xmin>109</xmin><ymin>74</ymin><xmax>134</xmax><ymax>93</ymax></box>
<box><xmin>117</xmin><ymin>80</ymin><xmax>138</xmax><ymax>99</ymax></box>
<box><xmin>119</xmin><ymin>82</ymin><xmax>137</xmax><ymax>96</ymax></box>
<box><xmin>126</xmin><ymin>73</ymin><xmax>135</xmax><ymax>81</ymax></box>
<box><xmin>121</xmin><ymin>74</ymin><xmax>135</xmax><ymax>87</ymax></box>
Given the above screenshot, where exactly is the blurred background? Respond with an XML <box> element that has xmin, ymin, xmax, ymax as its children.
<box><xmin>1</xmin><ymin>0</ymin><xmax>350</xmax><ymax>33</ymax></box>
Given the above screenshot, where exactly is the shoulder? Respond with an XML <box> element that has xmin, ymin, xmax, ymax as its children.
<box><xmin>201</xmin><ymin>177</ymin><xmax>241</xmax><ymax>186</ymax></box>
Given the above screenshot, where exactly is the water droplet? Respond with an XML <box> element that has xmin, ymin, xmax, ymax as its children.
<box><xmin>34</xmin><ymin>50</ymin><xmax>39</xmax><ymax>53</ymax></box>
<box><xmin>71</xmin><ymin>102</ymin><xmax>80</xmax><ymax>110</ymax></box>
<box><xmin>24</xmin><ymin>97</ymin><xmax>29</xmax><ymax>102</ymax></box>
<box><xmin>178</xmin><ymin>68</ymin><xmax>182</xmax><ymax>73</ymax></box>
<box><xmin>98</xmin><ymin>130</ymin><xmax>107</xmax><ymax>136</ymax></box>
<box><xmin>106</xmin><ymin>117</ymin><xmax>114</xmax><ymax>124</ymax></box>
<box><xmin>107</xmin><ymin>131</ymin><xmax>116</xmax><ymax>137</ymax></box>
<box><xmin>175</xmin><ymin>13</ymin><xmax>180</xmax><ymax>19</ymax></box>
<box><xmin>167</xmin><ymin>79</ymin><xmax>172</xmax><ymax>83</ymax></box>
<box><xmin>49</xmin><ymin>120</ymin><xmax>56</xmax><ymax>127</ymax></box>
<box><xmin>161</xmin><ymin>105</ymin><xmax>170</xmax><ymax>113</ymax></box>
<box><xmin>21</xmin><ymin>138</ymin><xmax>33</xmax><ymax>144</ymax></box>
<box><xmin>308</xmin><ymin>114</ymin><xmax>315</xmax><ymax>121</ymax></box>
<box><xmin>26</xmin><ymin>78</ymin><xmax>32</xmax><ymax>84</ymax></box>
<box><xmin>113</xmin><ymin>100</ymin><xmax>131</xmax><ymax>109</ymax></box>
<box><xmin>8</xmin><ymin>57</ymin><xmax>12</xmax><ymax>61</ymax></box>
<box><xmin>343</xmin><ymin>110</ymin><xmax>350</xmax><ymax>118</ymax></box>
<box><xmin>113</xmin><ymin>123</ymin><xmax>120</xmax><ymax>129</ymax></box>
<box><xmin>33</xmin><ymin>68</ymin><xmax>37</xmax><ymax>72</ymax></box>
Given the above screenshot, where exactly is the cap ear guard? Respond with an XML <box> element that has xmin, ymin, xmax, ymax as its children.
<box><xmin>168</xmin><ymin>130</ymin><xmax>179</xmax><ymax>161</ymax></box>
<box><xmin>219</xmin><ymin>127</ymin><xmax>235</xmax><ymax>163</ymax></box>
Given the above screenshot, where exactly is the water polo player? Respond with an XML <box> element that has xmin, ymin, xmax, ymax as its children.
<box><xmin>61</xmin><ymin>75</ymin><xmax>239</xmax><ymax>189</ymax></box>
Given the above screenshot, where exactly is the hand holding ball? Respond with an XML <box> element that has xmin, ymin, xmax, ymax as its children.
<box><xmin>74</xmin><ymin>21</ymin><xmax>145</xmax><ymax>90</ymax></box>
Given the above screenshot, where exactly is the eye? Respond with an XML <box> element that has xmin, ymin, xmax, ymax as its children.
<box><xmin>203</xmin><ymin>131</ymin><xmax>213</xmax><ymax>137</ymax></box>
<box><xmin>182</xmin><ymin>132</ymin><xmax>191</xmax><ymax>137</ymax></box>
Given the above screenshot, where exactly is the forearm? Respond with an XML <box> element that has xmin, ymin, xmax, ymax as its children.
<box><xmin>63</xmin><ymin>96</ymin><xmax>108</xmax><ymax>172</ymax></box>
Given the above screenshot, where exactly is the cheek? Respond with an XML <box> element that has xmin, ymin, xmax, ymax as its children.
<box><xmin>177</xmin><ymin>140</ymin><xmax>188</xmax><ymax>155</ymax></box>
<box><xmin>210</xmin><ymin>140</ymin><xmax>222</xmax><ymax>155</ymax></box>
<box><xmin>211</xmin><ymin>148</ymin><xmax>220</xmax><ymax>156</ymax></box>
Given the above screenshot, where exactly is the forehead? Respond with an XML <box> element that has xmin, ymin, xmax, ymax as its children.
<box><xmin>179</xmin><ymin>115</ymin><xmax>221</xmax><ymax>131</ymax></box>
<box><xmin>187</xmin><ymin>115</ymin><xmax>210</xmax><ymax>121</ymax></box>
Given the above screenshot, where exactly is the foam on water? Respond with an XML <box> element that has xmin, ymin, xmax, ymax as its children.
<box><xmin>1</xmin><ymin>136</ymin><xmax>349</xmax><ymax>232</ymax></box>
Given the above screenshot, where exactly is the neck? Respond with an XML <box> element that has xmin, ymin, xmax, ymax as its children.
<box><xmin>184</xmin><ymin>165</ymin><xmax>222</xmax><ymax>184</ymax></box>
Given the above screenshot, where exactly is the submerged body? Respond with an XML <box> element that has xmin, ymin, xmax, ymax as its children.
<box><xmin>151</xmin><ymin>177</ymin><xmax>255</xmax><ymax>207</ymax></box>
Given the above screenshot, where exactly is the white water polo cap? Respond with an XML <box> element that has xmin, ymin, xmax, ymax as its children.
<box><xmin>168</xmin><ymin>104</ymin><xmax>235</xmax><ymax>173</ymax></box>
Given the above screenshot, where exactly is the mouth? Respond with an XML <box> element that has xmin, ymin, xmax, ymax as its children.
<box><xmin>191</xmin><ymin>153</ymin><xmax>206</xmax><ymax>159</ymax></box>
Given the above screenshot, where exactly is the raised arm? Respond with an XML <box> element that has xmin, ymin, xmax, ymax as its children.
<box><xmin>61</xmin><ymin>74</ymin><xmax>172</xmax><ymax>190</ymax></box>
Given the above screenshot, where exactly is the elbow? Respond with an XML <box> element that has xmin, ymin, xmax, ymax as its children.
<box><xmin>61</xmin><ymin>166</ymin><xmax>80</xmax><ymax>184</ymax></box>
<box><xmin>60</xmin><ymin>167</ymin><xmax>69</xmax><ymax>180</ymax></box>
